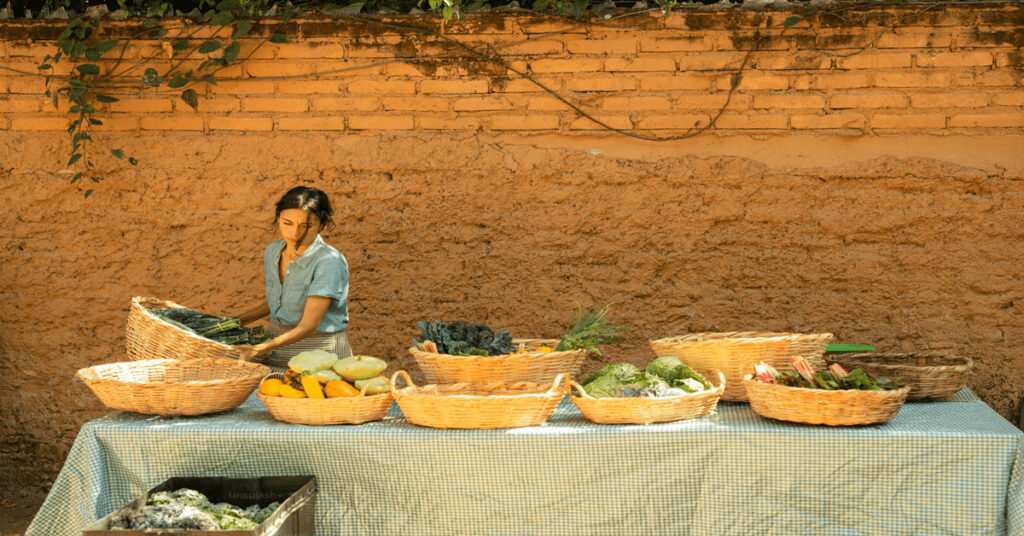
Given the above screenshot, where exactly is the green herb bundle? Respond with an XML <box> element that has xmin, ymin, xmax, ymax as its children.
<box><xmin>555</xmin><ymin>304</ymin><xmax>630</xmax><ymax>354</ymax></box>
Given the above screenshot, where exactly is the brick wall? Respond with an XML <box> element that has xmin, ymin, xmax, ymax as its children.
<box><xmin>0</xmin><ymin>3</ymin><xmax>1022</xmax><ymax>502</ymax></box>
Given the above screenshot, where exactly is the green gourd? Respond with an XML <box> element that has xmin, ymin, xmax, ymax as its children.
<box><xmin>332</xmin><ymin>355</ymin><xmax>387</xmax><ymax>381</ymax></box>
<box><xmin>354</xmin><ymin>376</ymin><xmax>391</xmax><ymax>394</ymax></box>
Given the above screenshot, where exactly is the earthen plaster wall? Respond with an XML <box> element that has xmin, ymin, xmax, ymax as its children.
<box><xmin>1</xmin><ymin>3</ymin><xmax>1022</xmax><ymax>500</ymax></box>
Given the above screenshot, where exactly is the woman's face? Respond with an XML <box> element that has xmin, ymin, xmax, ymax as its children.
<box><xmin>277</xmin><ymin>208</ymin><xmax>321</xmax><ymax>249</ymax></box>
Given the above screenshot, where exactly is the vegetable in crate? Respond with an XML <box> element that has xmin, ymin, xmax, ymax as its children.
<box><xmin>413</xmin><ymin>319</ymin><xmax>515</xmax><ymax>356</ymax></box>
<box><xmin>555</xmin><ymin>304</ymin><xmax>630</xmax><ymax>354</ymax></box>
<box><xmin>152</xmin><ymin>308</ymin><xmax>270</xmax><ymax>345</ymax></box>
<box><xmin>110</xmin><ymin>488</ymin><xmax>279</xmax><ymax>530</ymax></box>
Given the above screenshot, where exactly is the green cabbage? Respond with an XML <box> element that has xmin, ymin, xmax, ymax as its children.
<box><xmin>581</xmin><ymin>362</ymin><xmax>640</xmax><ymax>385</ymax></box>
<box><xmin>582</xmin><ymin>374</ymin><xmax>624</xmax><ymax>398</ymax></box>
<box><xmin>625</xmin><ymin>371</ymin><xmax>669</xmax><ymax>390</ymax></box>
<box><xmin>645</xmin><ymin>356</ymin><xmax>683</xmax><ymax>381</ymax></box>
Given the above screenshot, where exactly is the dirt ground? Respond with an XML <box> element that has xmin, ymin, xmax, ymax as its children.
<box><xmin>0</xmin><ymin>496</ymin><xmax>43</xmax><ymax>536</ymax></box>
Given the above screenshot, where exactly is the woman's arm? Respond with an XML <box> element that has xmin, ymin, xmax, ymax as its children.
<box><xmin>236</xmin><ymin>296</ymin><xmax>332</xmax><ymax>360</ymax></box>
<box><xmin>237</xmin><ymin>300</ymin><xmax>270</xmax><ymax>325</ymax></box>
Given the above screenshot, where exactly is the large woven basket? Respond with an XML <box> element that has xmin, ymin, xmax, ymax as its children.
<box><xmin>257</xmin><ymin>373</ymin><xmax>393</xmax><ymax>425</ymax></box>
<box><xmin>743</xmin><ymin>377</ymin><xmax>910</xmax><ymax>426</ymax></box>
<box><xmin>389</xmin><ymin>370</ymin><xmax>566</xmax><ymax>429</ymax></box>
<box><xmin>649</xmin><ymin>332</ymin><xmax>833</xmax><ymax>402</ymax></box>
<box><xmin>76</xmin><ymin>358</ymin><xmax>268</xmax><ymax>416</ymax></box>
<box><xmin>825</xmin><ymin>353</ymin><xmax>973</xmax><ymax>399</ymax></box>
<box><xmin>569</xmin><ymin>371</ymin><xmax>726</xmax><ymax>425</ymax></box>
<box><xmin>126</xmin><ymin>296</ymin><xmax>253</xmax><ymax>362</ymax></box>
<box><xmin>409</xmin><ymin>338</ymin><xmax>586</xmax><ymax>384</ymax></box>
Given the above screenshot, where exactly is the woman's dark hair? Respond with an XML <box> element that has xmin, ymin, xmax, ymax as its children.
<box><xmin>274</xmin><ymin>186</ymin><xmax>334</xmax><ymax>229</ymax></box>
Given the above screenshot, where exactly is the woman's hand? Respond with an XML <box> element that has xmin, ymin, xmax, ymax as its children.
<box><xmin>235</xmin><ymin>344</ymin><xmax>272</xmax><ymax>361</ymax></box>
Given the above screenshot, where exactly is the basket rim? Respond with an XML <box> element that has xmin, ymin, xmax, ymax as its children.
<box><xmin>389</xmin><ymin>370</ymin><xmax>567</xmax><ymax>399</ymax></box>
<box><xmin>77</xmin><ymin>357</ymin><xmax>268</xmax><ymax>385</ymax></box>
<box><xmin>131</xmin><ymin>296</ymin><xmax>235</xmax><ymax>350</ymax></box>
<box><xmin>742</xmin><ymin>376</ymin><xmax>911</xmax><ymax>398</ymax></box>
<box><xmin>568</xmin><ymin>371</ymin><xmax>726</xmax><ymax>403</ymax></box>
<box><xmin>651</xmin><ymin>332</ymin><xmax>834</xmax><ymax>344</ymax></box>
<box><xmin>826</xmin><ymin>352</ymin><xmax>974</xmax><ymax>370</ymax></box>
<box><xmin>408</xmin><ymin>346</ymin><xmax>585</xmax><ymax>360</ymax></box>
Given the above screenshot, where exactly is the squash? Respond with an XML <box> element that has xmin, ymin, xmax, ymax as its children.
<box><xmin>353</xmin><ymin>376</ymin><xmax>391</xmax><ymax>394</ymax></box>
<box><xmin>332</xmin><ymin>355</ymin><xmax>388</xmax><ymax>382</ymax></box>
<box><xmin>324</xmin><ymin>379</ymin><xmax>359</xmax><ymax>398</ymax></box>
<box><xmin>259</xmin><ymin>378</ymin><xmax>283</xmax><ymax>396</ymax></box>
<box><xmin>535</xmin><ymin>346</ymin><xmax>553</xmax><ymax>353</ymax></box>
<box><xmin>278</xmin><ymin>384</ymin><xmax>307</xmax><ymax>398</ymax></box>
<box><xmin>301</xmin><ymin>375</ymin><xmax>325</xmax><ymax>399</ymax></box>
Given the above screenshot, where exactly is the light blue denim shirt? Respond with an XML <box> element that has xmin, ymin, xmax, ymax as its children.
<box><xmin>264</xmin><ymin>235</ymin><xmax>349</xmax><ymax>333</ymax></box>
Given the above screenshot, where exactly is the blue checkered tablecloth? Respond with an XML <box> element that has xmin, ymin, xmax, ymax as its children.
<box><xmin>26</xmin><ymin>388</ymin><xmax>1024</xmax><ymax>536</ymax></box>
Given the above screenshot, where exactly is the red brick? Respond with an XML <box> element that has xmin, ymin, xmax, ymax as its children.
<box><xmin>311</xmin><ymin>97</ymin><xmax>380</xmax><ymax>112</ymax></box>
<box><xmin>453</xmin><ymin>96</ymin><xmax>514</xmax><ymax>111</ymax></box>
<box><xmin>108</xmin><ymin>99</ymin><xmax>173</xmax><ymax>113</ymax></box>
<box><xmin>995</xmin><ymin>52</ymin><xmax>1022</xmax><ymax>69</ymax></box>
<box><xmin>418</xmin><ymin>116</ymin><xmax>483</xmax><ymax>130</ymax></box>
<box><xmin>277</xmin><ymin>80</ymin><xmax>343</xmax><ymax>94</ymax></box>
<box><xmin>420</xmin><ymin>80</ymin><xmax>488</xmax><ymax>94</ymax></box>
<box><xmin>527</xmin><ymin>97</ymin><xmax>572</xmax><ymax>111</ymax></box>
<box><xmin>754</xmin><ymin>53</ymin><xmax>831</xmax><ymax>71</ymax></box>
<box><xmin>277</xmin><ymin>117</ymin><xmax>346</xmax><ymax>130</ymax></box>
<box><xmin>348</xmin><ymin>115</ymin><xmax>414</xmax><ymax>130</ymax></box>
<box><xmin>602</xmin><ymin>96</ymin><xmax>673</xmax><ymax>111</ymax></box>
<box><xmin>871</xmin><ymin>114</ymin><xmax>946</xmax><ymax>129</ymax></box>
<box><xmin>910</xmin><ymin>92</ymin><xmax>991</xmax><ymax>108</ymax></box>
<box><xmin>993</xmin><ymin>92</ymin><xmax>1024</xmax><ymax>106</ymax></box>
<box><xmin>209</xmin><ymin>80</ymin><xmax>276</xmax><ymax>94</ymax></box>
<box><xmin>529</xmin><ymin>58</ymin><xmax>603</xmax><ymax>73</ymax></box>
<box><xmin>209</xmin><ymin>117</ymin><xmax>273</xmax><ymax>131</ymax></box>
<box><xmin>174</xmin><ymin>98</ymin><xmax>241</xmax><ymax>113</ymax></box>
<box><xmin>677</xmin><ymin>52</ymin><xmax>745</xmax><ymax>71</ymax></box>
<box><xmin>916</xmin><ymin>52</ymin><xmax>993</xmax><ymax>68</ymax></box>
<box><xmin>518</xmin><ymin>20</ymin><xmax>588</xmax><ymax>35</ymax></box>
<box><xmin>9</xmin><ymin>117</ymin><xmax>68</xmax><ymax>130</ymax></box>
<box><xmin>675</xmin><ymin>93</ymin><xmax>747</xmax><ymax>111</ymax></box>
<box><xmin>831</xmin><ymin>92</ymin><xmax>908</xmax><ymax>109</ymax></box>
<box><xmin>791</xmin><ymin>113</ymin><xmax>867</xmax><ymax>129</ymax></box>
<box><xmin>347</xmin><ymin>79</ymin><xmax>417</xmax><ymax>95</ymax></box>
<box><xmin>0</xmin><ymin>79</ymin><xmax>7</xmax><ymax>93</ymax></box>
<box><xmin>638</xmin><ymin>37</ymin><xmax>709</xmax><ymax>53</ymax></box>
<box><xmin>753</xmin><ymin>94</ymin><xmax>825</xmax><ymax>110</ymax></box>
<box><xmin>640</xmin><ymin>75</ymin><xmax>712</xmax><ymax>91</ymax></box>
<box><xmin>385</xmin><ymin>63</ymin><xmax>433</xmax><ymax>77</ymax></box>
<box><xmin>276</xmin><ymin>43</ymin><xmax>346</xmax><ymax>59</ymax></box>
<box><xmin>140</xmin><ymin>116</ymin><xmax>204</xmax><ymax>130</ymax></box>
<box><xmin>566</xmin><ymin>39</ymin><xmax>637</xmax><ymax>55</ymax></box>
<box><xmin>0</xmin><ymin>98</ymin><xmax>41</xmax><ymax>112</ymax></box>
<box><xmin>636</xmin><ymin>114</ymin><xmax>711</xmax><ymax>130</ymax></box>
<box><xmin>837</xmin><ymin>53</ymin><xmax>913</xmax><ymax>70</ymax></box>
<box><xmin>714</xmin><ymin>114</ymin><xmax>788</xmax><ymax>129</ymax></box>
<box><xmin>381</xmin><ymin>96</ymin><xmax>449</xmax><ymax>112</ymax></box>
<box><xmin>489</xmin><ymin>115</ymin><xmax>560</xmax><ymax>130</ymax></box>
<box><xmin>875</xmin><ymin>72</ymin><xmax>951</xmax><ymax>88</ymax></box>
<box><xmin>498</xmin><ymin>41</ymin><xmax>564</xmax><ymax>56</ymax></box>
<box><xmin>245</xmin><ymin>61</ymin><xmax>322</xmax><ymax>78</ymax></box>
<box><xmin>566</xmin><ymin>77</ymin><xmax>638</xmax><ymax>92</ymax></box>
<box><xmin>874</xmin><ymin>29</ymin><xmax>953</xmax><ymax>49</ymax></box>
<box><xmin>604</xmin><ymin>57</ymin><xmax>677</xmax><ymax>73</ymax></box>
<box><xmin>91</xmin><ymin>117</ymin><xmax>141</xmax><ymax>131</ymax></box>
<box><xmin>802</xmin><ymin>73</ymin><xmax>871</xmax><ymax>90</ymax></box>
<box><xmin>730</xmin><ymin>74</ymin><xmax>789</xmax><ymax>91</ymax></box>
<box><xmin>948</xmin><ymin>113</ymin><xmax>1024</xmax><ymax>128</ymax></box>
<box><xmin>953</xmin><ymin>71</ymin><xmax>1018</xmax><ymax>87</ymax></box>
<box><xmin>243</xmin><ymin>98</ymin><xmax>308</xmax><ymax>113</ymax></box>
<box><xmin>569</xmin><ymin>115</ymin><xmax>633</xmax><ymax>131</ymax></box>
<box><xmin>493</xmin><ymin>78</ymin><xmax>559</xmax><ymax>93</ymax></box>
<box><xmin>0</xmin><ymin>116</ymin><xmax>10</xmax><ymax>130</ymax></box>
<box><xmin>6</xmin><ymin>78</ymin><xmax>46</xmax><ymax>94</ymax></box>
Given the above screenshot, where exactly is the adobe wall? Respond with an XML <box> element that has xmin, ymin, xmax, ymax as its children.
<box><xmin>1</xmin><ymin>3</ymin><xmax>1022</xmax><ymax>499</ymax></box>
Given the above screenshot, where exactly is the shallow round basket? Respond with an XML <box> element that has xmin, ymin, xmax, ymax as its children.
<box><xmin>126</xmin><ymin>296</ymin><xmax>251</xmax><ymax>362</ymax></box>
<box><xmin>257</xmin><ymin>374</ymin><xmax>392</xmax><ymax>426</ymax></box>
<box><xmin>76</xmin><ymin>358</ymin><xmax>268</xmax><ymax>416</ymax></box>
<box><xmin>649</xmin><ymin>332</ymin><xmax>833</xmax><ymax>402</ymax></box>
<box><xmin>826</xmin><ymin>353</ymin><xmax>973</xmax><ymax>399</ymax></box>
<box><xmin>409</xmin><ymin>338</ymin><xmax>586</xmax><ymax>384</ymax></box>
<box><xmin>569</xmin><ymin>371</ymin><xmax>726</xmax><ymax>425</ymax></box>
<box><xmin>743</xmin><ymin>376</ymin><xmax>910</xmax><ymax>426</ymax></box>
<box><xmin>389</xmin><ymin>370</ymin><xmax>566</xmax><ymax>429</ymax></box>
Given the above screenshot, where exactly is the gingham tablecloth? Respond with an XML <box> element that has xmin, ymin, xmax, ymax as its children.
<box><xmin>27</xmin><ymin>388</ymin><xmax>1023</xmax><ymax>536</ymax></box>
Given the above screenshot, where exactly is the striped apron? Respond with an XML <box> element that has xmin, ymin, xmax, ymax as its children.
<box><xmin>261</xmin><ymin>321</ymin><xmax>353</xmax><ymax>372</ymax></box>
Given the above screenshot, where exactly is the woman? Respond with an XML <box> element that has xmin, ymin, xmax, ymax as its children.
<box><xmin>234</xmin><ymin>186</ymin><xmax>352</xmax><ymax>368</ymax></box>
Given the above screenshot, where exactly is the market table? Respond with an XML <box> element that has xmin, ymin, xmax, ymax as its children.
<box><xmin>26</xmin><ymin>388</ymin><xmax>1024</xmax><ymax>536</ymax></box>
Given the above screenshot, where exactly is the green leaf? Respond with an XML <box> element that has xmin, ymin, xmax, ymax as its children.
<box><xmin>210</xmin><ymin>10</ymin><xmax>234</xmax><ymax>25</ymax></box>
<box><xmin>84</xmin><ymin>189</ymin><xmax>94</xmax><ymax>198</ymax></box>
<box><xmin>70</xmin><ymin>172</ymin><xmax>83</xmax><ymax>184</ymax></box>
<box><xmin>68</xmin><ymin>153</ymin><xmax>82</xmax><ymax>166</ymax></box>
<box><xmin>143</xmin><ymin>17</ymin><xmax>158</xmax><ymax>27</ymax></box>
<box><xmin>111</xmin><ymin>149</ymin><xmax>125</xmax><ymax>159</ymax></box>
<box><xmin>216</xmin><ymin>0</ymin><xmax>242</xmax><ymax>11</ymax></box>
<box><xmin>198</xmin><ymin>40</ymin><xmax>222</xmax><ymax>53</ymax></box>
<box><xmin>129</xmin><ymin>157</ymin><xmax>138</xmax><ymax>165</ymax></box>
<box><xmin>72</xmin><ymin>132</ymin><xmax>91</xmax><ymax>144</ymax></box>
<box><xmin>88</xmin><ymin>118</ymin><xmax>103</xmax><ymax>125</ymax></box>
<box><xmin>532</xmin><ymin>0</ymin><xmax>549</xmax><ymax>9</ymax></box>
<box><xmin>802</xmin><ymin>6</ymin><xmax>818</xmax><ymax>15</ymax></box>
<box><xmin>96</xmin><ymin>94</ymin><xmax>119</xmax><ymax>103</ymax></box>
<box><xmin>269</xmin><ymin>33</ymin><xmax>288</xmax><ymax>44</ymax></box>
<box><xmin>233</xmin><ymin>19</ymin><xmax>253</xmax><ymax>38</ymax></box>
<box><xmin>70</xmin><ymin>105</ymin><xmax>80</xmax><ymax>113</ymax></box>
<box><xmin>825</xmin><ymin>343</ymin><xmax>876</xmax><ymax>353</ymax></box>
<box><xmin>58</xmin><ymin>27</ymin><xmax>73</xmax><ymax>41</ymax></box>
<box><xmin>84</xmin><ymin>48</ymin><xmax>101</xmax><ymax>62</ymax></box>
<box><xmin>201</xmin><ymin>73</ymin><xmax>217</xmax><ymax>84</ymax></box>
<box><xmin>39</xmin><ymin>63</ymin><xmax>53</xmax><ymax>71</ymax></box>
<box><xmin>89</xmin><ymin>176</ymin><xmax>100</xmax><ymax>183</ymax></box>
<box><xmin>173</xmin><ymin>39</ymin><xmax>189</xmax><ymax>51</ymax></box>
<box><xmin>158</xmin><ymin>28</ymin><xmax>169</xmax><ymax>39</ymax></box>
<box><xmin>95</xmin><ymin>40</ymin><xmax>119</xmax><ymax>54</ymax></box>
<box><xmin>76</xmin><ymin>64</ymin><xmax>101</xmax><ymax>75</ymax></box>
<box><xmin>222</xmin><ymin>41</ymin><xmax>241</xmax><ymax>62</ymax></box>
<box><xmin>782</xmin><ymin>15</ymin><xmax>802</xmax><ymax>27</ymax></box>
<box><xmin>282</xmin><ymin>6</ymin><xmax>295</xmax><ymax>23</ymax></box>
<box><xmin>180</xmin><ymin>88</ymin><xmax>199</xmax><ymax>110</ymax></box>
<box><xmin>167</xmin><ymin>72</ymin><xmax>191</xmax><ymax>88</ymax></box>
<box><xmin>142</xmin><ymin>68</ymin><xmax>162</xmax><ymax>87</ymax></box>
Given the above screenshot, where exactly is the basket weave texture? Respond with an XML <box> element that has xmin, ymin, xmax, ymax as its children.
<box><xmin>126</xmin><ymin>296</ymin><xmax>252</xmax><ymax>362</ymax></box>
<box><xmin>825</xmin><ymin>353</ymin><xmax>973</xmax><ymax>399</ymax></box>
<box><xmin>409</xmin><ymin>338</ymin><xmax>586</xmax><ymax>384</ymax></box>
<box><xmin>743</xmin><ymin>377</ymin><xmax>910</xmax><ymax>426</ymax></box>
<box><xmin>258</xmin><ymin>374</ymin><xmax>392</xmax><ymax>425</ymax></box>
<box><xmin>649</xmin><ymin>332</ymin><xmax>833</xmax><ymax>402</ymax></box>
<box><xmin>76</xmin><ymin>358</ymin><xmax>268</xmax><ymax>416</ymax></box>
<box><xmin>569</xmin><ymin>371</ymin><xmax>726</xmax><ymax>425</ymax></box>
<box><xmin>390</xmin><ymin>370</ymin><xmax>565</xmax><ymax>429</ymax></box>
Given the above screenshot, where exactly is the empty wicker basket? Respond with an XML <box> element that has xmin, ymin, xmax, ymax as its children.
<box><xmin>825</xmin><ymin>352</ymin><xmax>973</xmax><ymax>399</ymax></box>
<box><xmin>126</xmin><ymin>296</ymin><xmax>252</xmax><ymax>362</ymax></box>
<box><xmin>390</xmin><ymin>370</ymin><xmax>566</xmax><ymax>429</ymax></box>
<box><xmin>77</xmin><ymin>358</ymin><xmax>268</xmax><ymax>416</ymax></box>
<box><xmin>743</xmin><ymin>376</ymin><xmax>911</xmax><ymax>426</ymax></box>
<box><xmin>409</xmin><ymin>338</ymin><xmax>586</xmax><ymax>384</ymax></box>
<box><xmin>258</xmin><ymin>373</ymin><xmax>392</xmax><ymax>426</ymax></box>
<box><xmin>649</xmin><ymin>332</ymin><xmax>833</xmax><ymax>402</ymax></box>
<box><xmin>569</xmin><ymin>371</ymin><xmax>726</xmax><ymax>425</ymax></box>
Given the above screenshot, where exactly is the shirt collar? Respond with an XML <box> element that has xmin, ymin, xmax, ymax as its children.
<box><xmin>292</xmin><ymin>234</ymin><xmax>325</xmax><ymax>268</ymax></box>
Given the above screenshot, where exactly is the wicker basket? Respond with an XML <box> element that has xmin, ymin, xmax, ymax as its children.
<box><xmin>409</xmin><ymin>338</ymin><xmax>586</xmax><ymax>384</ymax></box>
<box><xmin>257</xmin><ymin>374</ymin><xmax>392</xmax><ymax>425</ymax></box>
<box><xmin>825</xmin><ymin>353</ymin><xmax>973</xmax><ymax>399</ymax></box>
<box><xmin>76</xmin><ymin>358</ymin><xmax>268</xmax><ymax>416</ymax></box>
<box><xmin>743</xmin><ymin>376</ymin><xmax>910</xmax><ymax>426</ymax></box>
<box><xmin>126</xmin><ymin>296</ymin><xmax>253</xmax><ymax>362</ymax></box>
<box><xmin>389</xmin><ymin>370</ymin><xmax>566</xmax><ymax>429</ymax></box>
<box><xmin>569</xmin><ymin>371</ymin><xmax>726</xmax><ymax>425</ymax></box>
<box><xmin>649</xmin><ymin>332</ymin><xmax>834</xmax><ymax>402</ymax></box>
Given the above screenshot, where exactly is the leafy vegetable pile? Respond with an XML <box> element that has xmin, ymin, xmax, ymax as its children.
<box><xmin>581</xmin><ymin>355</ymin><xmax>713</xmax><ymax>398</ymax></box>
<box><xmin>753</xmin><ymin>358</ymin><xmax>902</xmax><ymax>391</ymax></box>
<box><xmin>554</xmin><ymin>304</ymin><xmax>630</xmax><ymax>354</ymax></box>
<box><xmin>152</xmin><ymin>308</ymin><xmax>269</xmax><ymax>346</ymax></box>
<box><xmin>108</xmin><ymin>488</ymin><xmax>280</xmax><ymax>530</ymax></box>
<box><xmin>414</xmin><ymin>320</ymin><xmax>515</xmax><ymax>356</ymax></box>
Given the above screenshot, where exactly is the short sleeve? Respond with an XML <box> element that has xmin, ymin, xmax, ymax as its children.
<box><xmin>307</xmin><ymin>254</ymin><xmax>347</xmax><ymax>301</ymax></box>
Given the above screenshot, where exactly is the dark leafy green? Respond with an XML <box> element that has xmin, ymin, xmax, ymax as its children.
<box><xmin>413</xmin><ymin>319</ymin><xmax>515</xmax><ymax>356</ymax></box>
<box><xmin>152</xmin><ymin>308</ymin><xmax>268</xmax><ymax>345</ymax></box>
